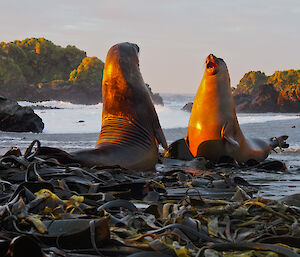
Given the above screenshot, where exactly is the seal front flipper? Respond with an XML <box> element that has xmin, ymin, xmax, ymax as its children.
<box><xmin>221</xmin><ymin>122</ymin><xmax>239</xmax><ymax>148</ymax></box>
<box><xmin>154</xmin><ymin>126</ymin><xmax>168</xmax><ymax>149</ymax></box>
<box><xmin>164</xmin><ymin>138</ymin><xmax>194</xmax><ymax>161</ymax></box>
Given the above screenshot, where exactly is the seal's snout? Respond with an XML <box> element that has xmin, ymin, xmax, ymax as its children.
<box><xmin>133</xmin><ymin>44</ymin><xmax>140</xmax><ymax>53</ymax></box>
<box><xmin>206</xmin><ymin>54</ymin><xmax>219</xmax><ymax>75</ymax></box>
<box><xmin>208</xmin><ymin>54</ymin><xmax>216</xmax><ymax>61</ymax></box>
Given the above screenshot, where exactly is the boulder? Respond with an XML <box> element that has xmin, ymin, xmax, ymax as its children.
<box><xmin>151</xmin><ymin>93</ymin><xmax>164</xmax><ymax>106</ymax></box>
<box><xmin>0</xmin><ymin>96</ymin><xmax>44</xmax><ymax>133</ymax></box>
<box><xmin>145</xmin><ymin>84</ymin><xmax>164</xmax><ymax>106</ymax></box>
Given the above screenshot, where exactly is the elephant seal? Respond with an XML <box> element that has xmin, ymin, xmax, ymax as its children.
<box><xmin>39</xmin><ymin>43</ymin><xmax>167</xmax><ymax>170</ymax></box>
<box><xmin>165</xmin><ymin>54</ymin><xmax>288</xmax><ymax>164</ymax></box>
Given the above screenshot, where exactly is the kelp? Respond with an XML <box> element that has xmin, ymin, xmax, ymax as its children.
<box><xmin>0</xmin><ymin>141</ymin><xmax>299</xmax><ymax>256</ymax></box>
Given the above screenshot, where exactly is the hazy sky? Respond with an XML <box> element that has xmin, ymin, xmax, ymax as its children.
<box><xmin>1</xmin><ymin>0</ymin><xmax>299</xmax><ymax>94</ymax></box>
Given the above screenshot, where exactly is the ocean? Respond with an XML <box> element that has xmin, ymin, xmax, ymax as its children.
<box><xmin>0</xmin><ymin>94</ymin><xmax>299</xmax><ymax>199</ymax></box>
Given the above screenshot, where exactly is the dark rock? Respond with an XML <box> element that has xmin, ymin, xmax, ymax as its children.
<box><xmin>1</xmin><ymin>82</ymin><xmax>164</xmax><ymax>106</ymax></box>
<box><xmin>0</xmin><ymin>96</ymin><xmax>44</xmax><ymax>133</ymax></box>
<box><xmin>234</xmin><ymin>84</ymin><xmax>280</xmax><ymax>112</ymax></box>
<box><xmin>232</xmin><ymin>94</ymin><xmax>252</xmax><ymax>112</ymax></box>
<box><xmin>233</xmin><ymin>83</ymin><xmax>300</xmax><ymax>113</ymax></box>
<box><xmin>151</xmin><ymin>93</ymin><xmax>164</xmax><ymax>105</ymax></box>
<box><xmin>181</xmin><ymin>102</ymin><xmax>193</xmax><ymax>112</ymax></box>
<box><xmin>280</xmin><ymin>193</ymin><xmax>300</xmax><ymax>207</ymax></box>
<box><xmin>145</xmin><ymin>84</ymin><xmax>164</xmax><ymax>106</ymax></box>
<box><xmin>1</xmin><ymin>83</ymin><xmax>102</xmax><ymax>105</ymax></box>
<box><xmin>6</xmin><ymin>235</ymin><xmax>45</xmax><ymax>257</ymax></box>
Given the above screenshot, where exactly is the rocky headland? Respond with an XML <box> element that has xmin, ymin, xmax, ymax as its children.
<box><xmin>233</xmin><ymin>70</ymin><xmax>300</xmax><ymax>112</ymax></box>
<box><xmin>183</xmin><ymin>70</ymin><xmax>300</xmax><ymax>113</ymax></box>
<box><xmin>0</xmin><ymin>38</ymin><xmax>164</xmax><ymax>105</ymax></box>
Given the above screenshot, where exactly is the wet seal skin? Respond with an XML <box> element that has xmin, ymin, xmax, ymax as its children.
<box><xmin>70</xmin><ymin>42</ymin><xmax>167</xmax><ymax>170</ymax></box>
<box><xmin>165</xmin><ymin>54</ymin><xmax>288</xmax><ymax>164</ymax></box>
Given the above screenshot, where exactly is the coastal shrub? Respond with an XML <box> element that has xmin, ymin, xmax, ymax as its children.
<box><xmin>69</xmin><ymin>57</ymin><xmax>104</xmax><ymax>88</ymax></box>
<box><xmin>0</xmin><ymin>55</ymin><xmax>25</xmax><ymax>87</ymax></box>
<box><xmin>1</xmin><ymin>41</ymin><xmax>34</xmax><ymax>82</ymax></box>
<box><xmin>1</xmin><ymin>38</ymin><xmax>86</xmax><ymax>83</ymax></box>
<box><xmin>268</xmin><ymin>69</ymin><xmax>300</xmax><ymax>91</ymax></box>
<box><xmin>235</xmin><ymin>71</ymin><xmax>268</xmax><ymax>95</ymax></box>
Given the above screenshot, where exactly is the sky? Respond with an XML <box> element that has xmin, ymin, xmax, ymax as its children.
<box><xmin>1</xmin><ymin>0</ymin><xmax>300</xmax><ymax>94</ymax></box>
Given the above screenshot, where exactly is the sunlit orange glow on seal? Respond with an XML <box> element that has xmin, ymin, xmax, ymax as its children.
<box><xmin>186</xmin><ymin>54</ymin><xmax>232</xmax><ymax>157</ymax></box>
<box><xmin>184</xmin><ymin>54</ymin><xmax>278</xmax><ymax>164</ymax></box>
<box><xmin>105</xmin><ymin>63</ymin><xmax>114</xmax><ymax>78</ymax></box>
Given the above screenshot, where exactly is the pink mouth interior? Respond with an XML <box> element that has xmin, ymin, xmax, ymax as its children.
<box><xmin>207</xmin><ymin>61</ymin><xmax>218</xmax><ymax>69</ymax></box>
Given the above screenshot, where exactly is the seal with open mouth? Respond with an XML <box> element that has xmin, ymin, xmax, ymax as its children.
<box><xmin>165</xmin><ymin>54</ymin><xmax>288</xmax><ymax>164</ymax></box>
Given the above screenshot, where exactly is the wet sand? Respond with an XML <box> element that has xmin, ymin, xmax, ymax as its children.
<box><xmin>0</xmin><ymin>118</ymin><xmax>300</xmax><ymax>199</ymax></box>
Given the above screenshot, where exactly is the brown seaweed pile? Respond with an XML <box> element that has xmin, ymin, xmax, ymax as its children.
<box><xmin>0</xmin><ymin>141</ymin><xmax>299</xmax><ymax>257</ymax></box>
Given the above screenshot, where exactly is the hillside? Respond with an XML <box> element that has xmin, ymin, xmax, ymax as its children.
<box><xmin>233</xmin><ymin>70</ymin><xmax>300</xmax><ymax>112</ymax></box>
<box><xmin>0</xmin><ymin>38</ymin><xmax>163</xmax><ymax>105</ymax></box>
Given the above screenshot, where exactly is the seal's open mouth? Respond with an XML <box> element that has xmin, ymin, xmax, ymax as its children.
<box><xmin>207</xmin><ymin>61</ymin><xmax>218</xmax><ymax>69</ymax></box>
<box><xmin>206</xmin><ymin>54</ymin><xmax>219</xmax><ymax>75</ymax></box>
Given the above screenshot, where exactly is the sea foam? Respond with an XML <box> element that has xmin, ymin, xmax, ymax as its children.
<box><xmin>18</xmin><ymin>100</ymin><xmax>299</xmax><ymax>134</ymax></box>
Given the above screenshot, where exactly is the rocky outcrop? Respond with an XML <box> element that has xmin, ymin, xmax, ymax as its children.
<box><xmin>233</xmin><ymin>69</ymin><xmax>300</xmax><ymax>112</ymax></box>
<box><xmin>0</xmin><ymin>96</ymin><xmax>44</xmax><ymax>132</ymax></box>
<box><xmin>145</xmin><ymin>84</ymin><xmax>164</xmax><ymax>105</ymax></box>
<box><xmin>234</xmin><ymin>83</ymin><xmax>300</xmax><ymax>113</ymax></box>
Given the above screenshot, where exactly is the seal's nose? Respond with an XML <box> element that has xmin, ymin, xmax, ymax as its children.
<box><xmin>133</xmin><ymin>44</ymin><xmax>140</xmax><ymax>53</ymax></box>
<box><xmin>207</xmin><ymin>54</ymin><xmax>216</xmax><ymax>62</ymax></box>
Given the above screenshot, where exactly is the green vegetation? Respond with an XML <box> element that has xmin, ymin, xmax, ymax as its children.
<box><xmin>235</xmin><ymin>71</ymin><xmax>268</xmax><ymax>94</ymax></box>
<box><xmin>0</xmin><ymin>38</ymin><xmax>87</xmax><ymax>83</ymax></box>
<box><xmin>0</xmin><ymin>49</ymin><xmax>25</xmax><ymax>87</ymax></box>
<box><xmin>268</xmin><ymin>69</ymin><xmax>300</xmax><ymax>91</ymax></box>
<box><xmin>234</xmin><ymin>69</ymin><xmax>300</xmax><ymax>111</ymax></box>
<box><xmin>235</xmin><ymin>70</ymin><xmax>300</xmax><ymax>96</ymax></box>
<box><xmin>0</xmin><ymin>38</ymin><xmax>105</xmax><ymax>103</ymax></box>
<box><xmin>69</xmin><ymin>57</ymin><xmax>104</xmax><ymax>87</ymax></box>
